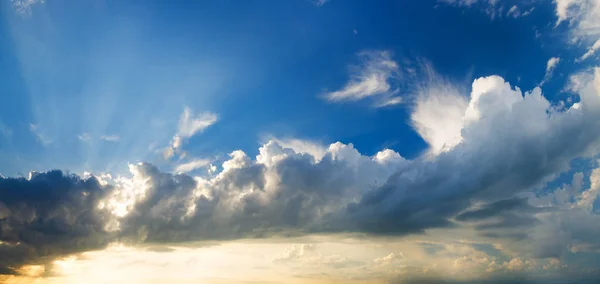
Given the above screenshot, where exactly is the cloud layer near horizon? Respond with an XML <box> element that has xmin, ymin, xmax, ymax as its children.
<box><xmin>1</xmin><ymin>69</ymin><xmax>600</xmax><ymax>278</ymax></box>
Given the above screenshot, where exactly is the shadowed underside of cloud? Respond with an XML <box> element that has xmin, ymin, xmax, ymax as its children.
<box><xmin>1</xmin><ymin>69</ymin><xmax>600</xmax><ymax>276</ymax></box>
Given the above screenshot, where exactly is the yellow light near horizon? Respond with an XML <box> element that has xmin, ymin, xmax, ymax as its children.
<box><xmin>52</xmin><ymin>256</ymin><xmax>78</xmax><ymax>275</ymax></box>
<box><xmin>16</xmin><ymin>264</ymin><xmax>44</xmax><ymax>277</ymax></box>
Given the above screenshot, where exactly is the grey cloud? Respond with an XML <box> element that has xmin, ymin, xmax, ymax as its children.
<box><xmin>341</xmin><ymin>73</ymin><xmax>600</xmax><ymax>237</ymax></box>
<box><xmin>0</xmin><ymin>171</ymin><xmax>113</xmax><ymax>274</ymax></box>
<box><xmin>455</xmin><ymin>198</ymin><xmax>541</xmax><ymax>222</ymax></box>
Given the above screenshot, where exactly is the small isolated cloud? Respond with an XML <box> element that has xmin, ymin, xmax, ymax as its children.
<box><xmin>324</xmin><ymin>50</ymin><xmax>402</xmax><ymax>107</ymax></box>
<box><xmin>579</xmin><ymin>39</ymin><xmax>600</xmax><ymax>62</ymax></box>
<box><xmin>506</xmin><ymin>5</ymin><xmax>535</xmax><ymax>18</ymax></box>
<box><xmin>541</xmin><ymin>57</ymin><xmax>561</xmax><ymax>85</ymax></box>
<box><xmin>174</xmin><ymin>159</ymin><xmax>211</xmax><ymax>173</ymax></box>
<box><xmin>11</xmin><ymin>0</ymin><xmax>44</xmax><ymax>14</ymax></box>
<box><xmin>78</xmin><ymin>133</ymin><xmax>92</xmax><ymax>143</ymax></box>
<box><xmin>164</xmin><ymin>107</ymin><xmax>218</xmax><ymax>160</ymax></box>
<box><xmin>315</xmin><ymin>0</ymin><xmax>329</xmax><ymax>7</ymax></box>
<box><xmin>29</xmin><ymin>124</ymin><xmax>51</xmax><ymax>145</ymax></box>
<box><xmin>100</xmin><ymin>135</ymin><xmax>120</xmax><ymax>142</ymax></box>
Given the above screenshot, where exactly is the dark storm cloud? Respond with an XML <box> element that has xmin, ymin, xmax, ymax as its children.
<box><xmin>0</xmin><ymin>171</ymin><xmax>113</xmax><ymax>274</ymax></box>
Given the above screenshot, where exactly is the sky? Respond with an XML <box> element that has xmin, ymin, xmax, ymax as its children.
<box><xmin>1</xmin><ymin>0</ymin><xmax>600</xmax><ymax>283</ymax></box>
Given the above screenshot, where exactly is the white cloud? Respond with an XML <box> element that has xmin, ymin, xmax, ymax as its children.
<box><xmin>177</xmin><ymin>107</ymin><xmax>218</xmax><ymax>139</ymax></box>
<box><xmin>374</xmin><ymin>252</ymin><xmax>404</xmax><ymax>265</ymax></box>
<box><xmin>546</xmin><ymin>57</ymin><xmax>561</xmax><ymax>74</ymax></box>
<box><xmin>78</xmin><ymin>133</ymin><xmax>92</xmax><ymax>142</ymax></box>
<box><xmin>11</xmin><ymin>0</ymin><xmax>44</xmax><ymax>14</ymax></box>
<box><xmin>164</xmin><ymin>107</ymin><xmax>218</xmax><ymax>160</ymax></box>
<box><xmin>411</xmin><ymin>80</ymin><xmax>468</xmax><ymax>156</ymax></box>
<box><xmin>438</xmin><ymin>0</ymin><xmax>534</xmax><ymax>19</ymax></box>
<box><xmin>100</xmin><ymin>135</ymin><xmax>120</xmax><ymax>142</ymax></box>
<box><xmin>174</xmin><ymin>159</ymin><xmax>211</xmax><ymax>173</ymax></box>
<box><xmin>554</xmin><ymin>0</ymin><xmax>600</xmax><ymax>44</ymax></box>
<box><xmin>315</xmin><ymin>0</ymin><xmax>329</xmax><ymax>6</ymax></box>
<box><xmin>324</xmin><ymin>50</ymin><xmax>402</xmax><ymax>107</ymax></box>
<box><xmin>579</xmin><ymin>39</ymin><xmax>600</xmax><ymax>62</ymax></box>
<box><xmin>29</xmin><ymin>123</ymin><xmax>51</xmax><ymax>145</ymax></box>
<box><xmin>270</xmin><ymin>137</ymin><xmax>327</xmax><ymax>162</ymax></box>
<box><xmin>541</xmin><ymin>57</ymin><xmax>561</xmax><ymax>85</ymax></box>
<box><xmin>375</xmin><ymin>96</ymin><xmax>403</xmax><ymax>107</ymax></box>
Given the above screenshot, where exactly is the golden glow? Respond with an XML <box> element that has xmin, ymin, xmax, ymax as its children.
<box><xmin>16</xmin><ymin>265</ymin><xmax>45</xmax><ymax>277</ymax></box>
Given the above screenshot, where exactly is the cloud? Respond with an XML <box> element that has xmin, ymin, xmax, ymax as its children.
<box><xmin>315</xmin><ymin>0</ymin><xmax>329</xmax><ymax>6</ymax></box>
<box><xmin>177</xmin><ymin>107</ymin><xmax>218</xmax><ymax>139</ymax></box>
<box><xmin>100</xmin><ymin>135</ymin><xmax>120</xmax><ymax>142</ymax></box>
<box><xmin>578</xmin><ymin>39</ymin><xmax>600</xmax><ymax>62</ymax></box>
<box><xmin>164</xmin><ymin>107</ymin><xmax>218</xmax><ymax>160</ymax></box>
<box><xmin>410</xmin><ymin>79</ymin><xmax>468</xmax><ymax>156</ymax></box>
<box><xmin>11</xmin><ymin>0</ymin><xmax>44</xmax><ymax>14</ymax></box>
<box><xmin>438</xmin><ymin>0</ymin><xmax>535</xmax><ymax>20</ymax></box>
<box><xmin>174</xmin><ymin>159</ymin><xmax>211</xmax><ymax>173</ymax></box>
<box><xmin>540</xmin><ymin>57</ymin><xmax>561</xmax><ymax>85</ymax></box>
<box><xmin>324</xmin><ymin>50</ymin><xmax>403</xmax><ymax>107</ymax></box>
<box><xmin>78</xmin><ymin>133</ymin><xmax>92</xmax><ymax>142</ymax></box>
<box><xmin>2</xmin><ymin>70</ymin><xmax>600</xmax><ymax>278</ymax></box>
<box><xmin>29</xmin><ymin>124</ymin><xmax>51</xmax><ymax>145</ymax></box>
<box><xmin>554</xmin><ymin>0</ymin><xmax>600</xmax><ymax>44</ymax></box>
<box><xmin>374</xmin><ymin>252</ymin><xmax>404</xmax><ymax>265</ymax></box>
<box><xmin>269</xmin><ymin>137</ymin><xmax>327</xmax><ymax>162</ymax></box>
<box><xmin>341</xmin><ymin>68</ymin><xmax>600</xmax><ymax>235</ymax></box>
<box><xmin>0</xmin><ymin>171</ymin><xmax>113</xmax><ymax>274</ymax></box>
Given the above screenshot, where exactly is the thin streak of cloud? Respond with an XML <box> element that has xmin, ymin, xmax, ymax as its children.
<box><xmin>78</xmin><ymin>133</ymin><xmax>92</xmax><ymax>143</ymax></box>
<box><xmin>174</xmin><ymin>159</ymin><xmax>211</xmax><ymax>173</ymax></box>
<box><xmin>578</xmin><ymin>39</ymin><xmax>600</xmax><ymax>62</ymax></box>
<box><xmin>541</xmin><ymin>57</ymin><xmax>561</xmax><ymax>86</ymax></box>
<box><xmin>100</xmin><ymin>135</ymin><xmax>120</xmax><ymax>142</ymax></box>
<box><xmin>324</xmin><ymin>50</ymin><xmax>403</xmax><ymax>107</ymax></box>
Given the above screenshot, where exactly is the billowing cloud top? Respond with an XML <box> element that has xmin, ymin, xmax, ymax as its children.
<box><xmin>2</xmin><ymin>68</ymin><xmax>600</xmax><ymax>277</ymax></box>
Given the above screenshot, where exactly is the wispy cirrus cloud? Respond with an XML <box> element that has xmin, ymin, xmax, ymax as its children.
<box><xmin>323</xmin><ymin>50</ymin><xmax>403</xmax><ymax>107</ymax></box>
<box><xmin>164</xmin><ymin>107</ymin><xmax>218</xmax><ymax>160</ymax></box>
<box><xmin>314</xmin><ymin>0</ymin><xmax>329</xmax><ymax>7</ymax></box>
<box><xmin>78</xmin><ymin>133</ymin><xmax>92</xmax><ymax>143</ymax></box>
<box><xmin>174</xmin><ymin>158</ymin><xmax>211</xmax><ymax>173</ymax></box>
<box><xmin>29</xmin><ymin>124</ymin><xmax>51</xmax><ymax>145</ymax></box>
<box><xmin>540</xmin><ymin>57</ymin><xmax>561</xmax><ymax>85</ymax></box>
<box><xmin>579</xmin><ymin>39</ymin><xmax>600</xmax><ymax>62</ymax></box>
<box><xmin>100</xmin><ymin>135</ymin><xmax>120</xmax><ymax>142</ymax></box>
<box><xmin>11</xmin><ymin>0</ymin><xmax>44</xmax><ymax>14</ymax></box>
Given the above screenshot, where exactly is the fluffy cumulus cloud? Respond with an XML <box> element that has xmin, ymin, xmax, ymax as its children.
<box><xmin>1</xmin><ymin>69</ymin><xmax>600</xmax><ymax>280</ymax></box>
<box><xmin>324</xmin><ymin>50</ymin><xmax>403</xmax><ymax>107</ymax></box>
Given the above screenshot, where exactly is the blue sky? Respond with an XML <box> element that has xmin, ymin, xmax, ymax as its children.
<box><xmin>1</xmin><ymin>0</ymin><xmax>592</xmax><ymax>176</ymax></box>
<box><xmin>1</xmin><ymin>0</ymin><xmax>600</xmax><ymax>283</ymax></box>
